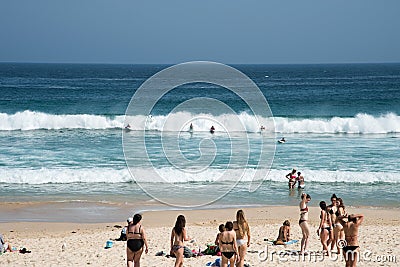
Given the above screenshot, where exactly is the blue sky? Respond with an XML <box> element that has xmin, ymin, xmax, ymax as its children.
<box><xmin>1</xmin><ymin>0</ymin><xmax>399</xmax><ymax>64</ymax></box>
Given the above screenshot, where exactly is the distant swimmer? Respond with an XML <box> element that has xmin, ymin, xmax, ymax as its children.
<box><xmin>260</xmin><ymin>125</ymin><xmax>266</xmax><ymax>131</ymax></box>
<box><xmin>189</xmin><ymin>123</ymin><xmax>193</xmax><ymax>133</ymax></box>
<box><xmin>278</xmin><ymin>137</ymin><xmax>286</xmax><ymax>143</ymax></box>
<box><xmin>125</xmin><ymin>124</ymin><xmax>131</xmax><ymax>130</ymax></box>
<box><xmin>210</xmin><ymin>125</ymin><xmax>215</xmax><ymax>134</ymax></box>
<box><xmin>297</xmin><ymin>172</ymin><xmax>305</xmax><ymax>189</ymax></box>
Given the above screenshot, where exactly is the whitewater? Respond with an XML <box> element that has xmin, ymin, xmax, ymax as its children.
<box><xmin>1</xmin><ymin>110</ymin><xmax>399</xmax><ymax>134</ymax></box>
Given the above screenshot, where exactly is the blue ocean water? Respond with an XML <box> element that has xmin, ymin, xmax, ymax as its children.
<box><xmin>0</xmin><ymin>63</ymin><xmax>399</xmax><ymax>217</ymax></box>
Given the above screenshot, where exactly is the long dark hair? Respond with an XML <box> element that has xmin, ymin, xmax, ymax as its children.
<box><xmin>174</xmin><ymin>215</ymin><xmax>186</xmax><ymax>235</ymax></box>
<box><xmin>132</xmin><ymin>214</ymin><xmax>142</xmax><ymax>225</ymax></box>
<box><xmin>319</xmin><ymin>201</ymin><xmax>327</xmax><ymax>211</ymax></box>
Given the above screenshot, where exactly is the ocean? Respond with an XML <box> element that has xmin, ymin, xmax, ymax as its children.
<box><xmin>0</xmin><ymin>63</ymin><xmax>399</xmax><ymax>222</ymax></box>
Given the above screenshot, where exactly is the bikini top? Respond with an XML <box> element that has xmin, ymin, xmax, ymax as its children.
<box><xmin>128</xmin><ymin>225</ymin><xmax>142</xmax><ymax>235</ymax></box>
<box><xmin>221</xmin><ymin>239</ymin><xmax>234</xmax><ymax>245</ymax></box>
<box><xmin>300</xmin><ymin>206</ymin><xmax>308</xmax><ymax>212</ymax></box>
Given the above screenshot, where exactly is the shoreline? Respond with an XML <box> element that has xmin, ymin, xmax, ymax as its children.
<box><xmin>1</xmin><ymin>201</ymin><xmax>400</xmax><ymax>224</ymax></box>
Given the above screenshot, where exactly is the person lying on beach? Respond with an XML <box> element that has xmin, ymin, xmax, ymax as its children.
<box><xmin>0</xmin><ymin>233</ymin><xmax>12</xmax><ymax>253</ymax></box>
<box><xmin>170</xmin><ymin>215</ymin><xmax>191</xmax><ymax>267</ymax></box>
<box><xmin>338</xmin><ymin>214</ymin><xmax>364</xmax><ymax>267</ymax></box>
<box><xmin>126</xmin><ymin>214</ymin><xmax>148</xmax><ymax>267</ymax></box>
<box><xmin>273</xmin><ymin>220</ymin><xmax>291</xmax><ymax>245</ymax></box>
<box><xmin>219</xmin><ymin>221</ymin><xmax>240</xmax><ymax>267</ymax></box>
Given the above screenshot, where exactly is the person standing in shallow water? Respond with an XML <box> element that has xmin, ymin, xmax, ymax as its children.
<box><xmin>299</xmin><ymin>193</ymin><xmax>311</xmax><ymax>255</ymax></box>
<box><xmin>286</xmin><ymin>169</ymin><xmax>297</xmax><ymax>189</ymax></box>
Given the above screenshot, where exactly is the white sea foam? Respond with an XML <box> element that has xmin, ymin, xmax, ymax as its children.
<box><xmin>0</xmin><ymin>167</ymin><xmax>398</xmax><ymax>184</ymax></box>
<box><xmin>0</xmin><ymin>110</ymin><xmax>399</xmax><ymax>134</ymax></box>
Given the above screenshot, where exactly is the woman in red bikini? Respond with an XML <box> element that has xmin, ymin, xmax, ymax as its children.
<box><xmin>299</xmin><ymin>193</ymin><xmax>311</xmax><ymax>254</ymax></box>
<box><xmin>286</xmin><ymin>169</ymin><xmax>297</xmax><ymax>189</ymax></box>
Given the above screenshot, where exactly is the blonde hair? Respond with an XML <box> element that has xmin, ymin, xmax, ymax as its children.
<box><xmin>236</xmin><ymin>210</ymin><xmax>248</xmax><ymax>237</ymax></box>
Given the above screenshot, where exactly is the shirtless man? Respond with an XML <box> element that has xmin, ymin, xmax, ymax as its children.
<box><xmin>338</xmin><ymin>214</ymin><xmax>364</xmax><ymax>267</ymax></box>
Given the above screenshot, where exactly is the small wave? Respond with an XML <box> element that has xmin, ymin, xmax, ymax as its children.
<box><xmin>0</xmin><ymin>110</ymin><xmax>399</xmax><ymax>134</ymax></box>
<box><xmin>0</xmin><ymin>167</ymin><xmax>398</xmax><ymax>184</ymax></box>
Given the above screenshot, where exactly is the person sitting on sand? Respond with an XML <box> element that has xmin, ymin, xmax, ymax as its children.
<box><xmin>219</xmin><ymin>221</ymin><xmax>240</xmax><ymax>267</ymax></box>
<box><xmin>233</xmin><ymin>210</ymin><xmax>250</xmax><ymax>267</ymax></box>
<box><xmin>170</xmin><ymin>215</ymin><xmax>191</xmax><ymax>267</ymax></box>
<box><xmin>274</xmin><ymin>220</ymin><xmax>291</xmax><ymax>245</ymax></box>
<box><xmin>126</xmin><ymin>214</ymin><xmax>148</xmax><ymax>267</ymax></box>
<box><xmin>0</xmin><ymin>233</ymin><xmax>12</xmax><ymax>253</ymax></box>
<box><xmin>214</xmin><ymin>224</ymin><xmax>225</xmax><ymax>247</ymax></box>
<box><xmin>286</xmin><ymin>169</ymin><xmax>297</xmax><ymax>189</ymax></box>
<box><xmin>338</xmin><ymin>214</ymin><xmax>364</xmax><ymax>267</ymax></box>
<box><xmin>117</xmin><ymin>217</ymin><xmax>132</xmax><ymax>241</ymax></box>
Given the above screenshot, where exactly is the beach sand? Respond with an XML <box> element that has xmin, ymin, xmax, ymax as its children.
<box><xmin>1</xmin><ymin>206</ymin><xmax>399</xmax><ymax>266</ymax></box>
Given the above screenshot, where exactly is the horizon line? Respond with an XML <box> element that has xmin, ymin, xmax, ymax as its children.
<box><xmin>0</xmin><ymin>61</ymin><xmax>400</xmax><ymax>66</ymax></box>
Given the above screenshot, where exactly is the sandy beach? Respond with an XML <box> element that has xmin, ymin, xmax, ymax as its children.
<box><xmin>1</xmin><ymin>205</ymin><xmax>399</xmax><ymax>266</ymax></box>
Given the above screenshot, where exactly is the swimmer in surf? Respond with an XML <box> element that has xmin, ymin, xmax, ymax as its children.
<box><xmin>285</xmin><ymin>169</ymin><xmax>297</xmax><ymax>189</ymax></box>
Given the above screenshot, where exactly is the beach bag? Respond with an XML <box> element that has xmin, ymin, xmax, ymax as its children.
<box><xmin>203</xmin><ymin>244</ymin><xmax>219</xmax><ymax>255</ymax></box>
<box><xmin>183</xmin><ymin>246</ymin><xmax>193</xmax><ymax>258</ymax></box>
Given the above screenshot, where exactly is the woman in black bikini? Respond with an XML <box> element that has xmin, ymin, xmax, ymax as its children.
<box><xmin>170</xmin><ymin>215</ymin><xmax>190</xmax><ymax>267</ymax></box>
<box><xmin>299</xmin><ymin>193</ymin><xmax>311</xmax><ymax>254</ymax></box>
<box><xmin>126</xmin><ymin>214</ymin><xmax>148</xmax><ymax>267</ymax></box>
<box><xmin>318</xmin><ymin>201</ymin><xmax>332</xmax><ymax>256</ymax></box>
<box><xmin>338</xmin><ymin>213</ymin><xmax>364</xmax><ymax>267</ymax></box>
<box><xmin>219</xmin><ymin>221</ymin><xmax>240</xmax><ymax>267</ymax></box>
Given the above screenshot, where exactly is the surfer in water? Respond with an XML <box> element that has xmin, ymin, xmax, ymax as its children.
<box><xmin>210</xmin><ymin>125</ymin><xmax>215</xmax><ymax>134</ymax></box>
<box><xmin>278</xmin><ymin>137</ymin><xmax>286</xmax><ymax>143</ymax></box>
<box><xmin>189</xmin><ymin>123</ymin><xmax>193</xmax><ymax>132</ymax></box>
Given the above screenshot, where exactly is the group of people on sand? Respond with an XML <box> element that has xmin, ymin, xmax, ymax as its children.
<box><xmin>286</xmin><ymin>168</ymin><xmax>305</xmax><ymax>189</ymax></box>
<box><xmin>298</xmin><ymin>192</ymin><xmax>364</xmax><ymax>267</ymax></box>
<box><xmin>124</xmin><ymin>210</ymin><xmax>251</xmax><ymax>267</ymax></box>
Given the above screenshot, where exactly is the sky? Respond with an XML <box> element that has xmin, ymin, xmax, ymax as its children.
<box><xmin>0</xmin><ymin>0</ymin><xmax>399</xmax><ymax>64</ymax></box>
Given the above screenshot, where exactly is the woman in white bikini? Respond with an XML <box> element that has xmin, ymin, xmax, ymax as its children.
<box><xmin>170</xmin><ymin>215</ymin><xmax>190</xmax><ymax>267</ymax></box>
<box><xmin>299</xmin><ymin>193</ymin><xmax>311</xmax><ymax>255</ymax></box>
<box><xmin>233</xmin><ymin>210</ymin><xmax>250</xmax><ymax>267</ymax></box>
<box><xmin>332</xmin><ymin>198</ymin><xmax>346</xmax><ymax>253</ymax></box>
